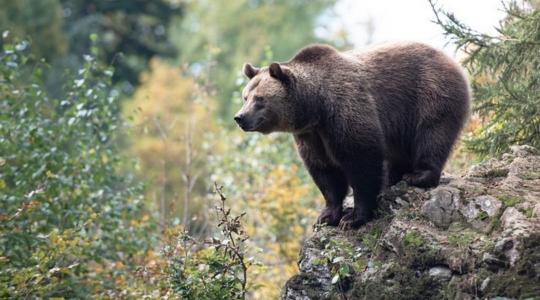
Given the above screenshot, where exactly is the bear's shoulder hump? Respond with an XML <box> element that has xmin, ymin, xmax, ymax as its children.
<box><xmin>292</xmin><ymin>44</ymin><xmax>337</xmax><ymax>63</ymax></box>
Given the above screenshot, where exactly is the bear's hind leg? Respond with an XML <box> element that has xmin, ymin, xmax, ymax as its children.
<box><xmin>387</xmin><ymin>159</ymin><xmax>412</xmax><ymax>187</ymax></box>
<box><xmin>403</xmin><ymin>162</ymin><xmax>442</xmax><ymax>188</ymax></box>
<box><xmin>404</xmin><ymin>124</ymin><xmax>459</xmax><ymax>188</ymax></box>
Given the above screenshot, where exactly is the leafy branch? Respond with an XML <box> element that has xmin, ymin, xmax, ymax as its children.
<box><xmin>165</xmin><ymin>183</ymin><xmax>255</xmax><ymax>299</ymax></box>
<box><xmin>213</xmin><ymin>183</ymin><xmax>250</xmax><ymax>299</ymax></box>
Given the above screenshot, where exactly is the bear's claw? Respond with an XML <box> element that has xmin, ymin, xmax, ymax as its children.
<box><xmin>338</xmin><ymin>209</ymin><xmax>369</xmax><ymax>230</ymax></box>
<box><xmin>316</xmin><ymin>207</ymin><xmax>343</xmax><ymax>227</ymax></box>
<box><xmin>403</xmin><ymin>170</ymin><xmax>440</xmax><ymax>188</ymax></box>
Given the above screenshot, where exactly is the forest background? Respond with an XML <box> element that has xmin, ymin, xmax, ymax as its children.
<box><xmin>1</xmin><ymin>0</ymin><xmax>538</xmax><ymax>298</ymax></box>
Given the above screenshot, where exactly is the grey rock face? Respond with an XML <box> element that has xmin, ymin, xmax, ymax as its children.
<box><xmin>459</xmin><ymin>195</ymin><xmax>503</xmax><ymax>232</ymax></box>
<box><xmin>510</xmin><ymin>145</ymin><xmax>538</xmax><ymax>157</ymax></box>
<box><xmin>472</xmin><ymin>195</ymin><xmax>501</xmax><ymax>217</ymax></box>
<box><xmin>421</xmin><ymin>186</ymin><xmax>461</xmax><ymax>229</ymax></box>
<box><xmin>428</xmin><ymin>266</ymin><xmax>452</xmax><ymax>280</ymax></box>
<box><xmin>281</xmin><ymin>146</ymin><xmax>540</xmax><ymax>300</ymax></box>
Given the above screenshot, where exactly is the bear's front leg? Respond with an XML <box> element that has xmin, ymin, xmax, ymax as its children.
<box><xmin>308</xmin><ymin>166</ymin><xmax>349</xmax><ymax>226</ymax></box>
<box><xmin>294</xmin><ymin>132</ymin><xmax>349</xmax><ymax>226</ymax></box>
<box><xmin>337</xmin><ymin>148</ymin><xmax>384</xmax><ymax>230</ymax></box>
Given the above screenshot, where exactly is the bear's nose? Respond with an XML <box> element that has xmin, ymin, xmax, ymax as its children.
<box><xmin>234</xmin><ymin>114</ymin><xmax>245</xmax><ymax>126</ymax></box>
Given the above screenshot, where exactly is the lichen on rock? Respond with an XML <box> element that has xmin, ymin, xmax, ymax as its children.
<box><xmin>281</xmin><ymin>146</ymin><xmax>540</xmax><ymax>300</ymax></box>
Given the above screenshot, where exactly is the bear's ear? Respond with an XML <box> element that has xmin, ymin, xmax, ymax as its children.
<box><xmin>269</xmin><ymin>62</ymin><xmax>290</xmax><ymax>83</ymax></box>
<box><xmin>243</xmin><ymin>63</ymin><xmax>259</xmax><ymax>79</ymax></box>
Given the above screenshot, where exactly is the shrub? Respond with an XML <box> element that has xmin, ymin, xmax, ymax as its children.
<box><xmin>0</xmin><ymin>33</ymin><xmax>153</xmax><ymax>297</ymax></box>
<box><xmin>165</xmin><ymin>185</ymin><xmax>256</xmax><ymax>299</ymax></box>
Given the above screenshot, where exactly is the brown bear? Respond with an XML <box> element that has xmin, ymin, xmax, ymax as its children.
<box><xmin>235</xmin><ymin>42</ymin><xmax>470</xmax><ymax>229</ymax></box>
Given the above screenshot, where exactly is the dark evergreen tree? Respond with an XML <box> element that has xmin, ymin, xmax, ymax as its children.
<box><xmin>0</xmin><ymin>0</ymin><xmax>183</xmax><ymax>93</ymax></box>
<box><xmin>430</xmin><ymin>0</ymin><xmax>540</xmax><ymax>156</ymax></box>
<box><xmin>59</xmin><ymin>0</ymin><xmax>183</xmax><ymax>91</ymax></box>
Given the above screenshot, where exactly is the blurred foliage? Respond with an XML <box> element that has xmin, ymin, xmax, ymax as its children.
<box><xmin>0</xmin><ymin>0</ymin><xmax>67</xmax><ymax>61</ymax></box>
<box><xmin>0</xmin><ymin>36</ymin><xmax>154</xmax><ymax>298</ymax></box>
<box><xmin>171</xmin><ymin>0</ymin><xmax>339</xmax><ymax>118</ymax></box>
<box><xmin>251</xmin><ymin>165</ymin><xmax>318</xmax><ymax>298</ymax></box>
<box><xmin>0</xmin><ymin>0</ymin><xmax>183</xmax><ymax>95</ymax></box>
<box><xmin>122</xmin><ymin>58</ymin><xmax>217</xmax><ymax>232</ymax></box>
<box><xmin>59</xmin><ymin>0</ymin><xmax>183</xmax><ymax>91</ymax></box>
<box><xmin>445</xmin><ymin>117</ymin><xmax>482</xmax><ymax>174</ymax></box>
<box><xmin>431</xmin><ymin>0</ymin><xmax>540</xmax><ymax>156</ymax></box>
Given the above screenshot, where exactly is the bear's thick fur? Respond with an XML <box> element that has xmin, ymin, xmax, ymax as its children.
<box><xmin>235</xmin><ymin>42</ymin><xmax>470</xmax><ymax>229</ymax></box>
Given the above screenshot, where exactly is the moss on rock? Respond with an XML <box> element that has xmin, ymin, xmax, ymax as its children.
<box><xmin>350</xmin><ymin>264</ymin><xmax>445</xmax><ymax>300</ymax></box>
<box><xmin>482</xmin><ymin>233</ymin><xmax>540</xmax><ymax>298</ymax></box>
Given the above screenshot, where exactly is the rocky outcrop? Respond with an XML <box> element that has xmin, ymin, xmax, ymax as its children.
<box><xmin>281</xmin><ymin>146</ymin><xmax>540</xmax><ymax>300</ymax></box>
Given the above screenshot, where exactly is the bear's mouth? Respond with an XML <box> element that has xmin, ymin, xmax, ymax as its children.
<box><xmin>240</xmin><ymin>118</ymin><xmax>266</xmax><ymax>132</ymax></box>
<box><xmin>245</xmin><ymin>120</ymin><xmax>263</xmax><ymax>131</ymax></box>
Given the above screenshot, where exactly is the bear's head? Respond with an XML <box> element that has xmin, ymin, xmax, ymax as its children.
<box><xmin>234</xmin><ymin>62</ymin><xmax>295</xmax><ymax>134</ymax></box>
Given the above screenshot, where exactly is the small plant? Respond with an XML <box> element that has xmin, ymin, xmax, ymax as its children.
<box><xmin>213</xmin><ymin>183</ymin><xmax>251</xmax><ymax>297</ymax></box>
<box><xmin>402</xmin><ymin>231</ymin><xmax>445</xmax><ymax>269</ymax></box>
<box><xmin>483</xmin><ymin>168</ymin><xmax>509</xmax><ymax>178</ymax></box>
<box><xmin>313</xmin><ymin>235</ymin><xmax>366</xmax><ymax>297</ymax></box>
<box><xmin>521</xmin><ymin>171</ymin><xmax>540</xmax><ymax>180</ymax></box>
<box><xmin>498</xmin><ymin>194</ymin><xmax>522</xmax><ymax>207</ymax></box>
<box><xmin>403</xmin><ymin>231</ymin><xmax>424</xmax><ymax>250</ymax></box>
<box><xmin>524</xmin><ymin>208</ymin><xmax>534</xmax><ymax>218</ymax></box>
<box><xmin>448</xmin><ymin>232</ymin><xmax>475</xmax><ymax>249</ymax></box>
<box><xmin>490</xmin><ymin>218</ymin><xmax>502</xmax><ymax>233</ymax></box>
<box><xmin>166</xmin><ymin>184</ymin><xmax>257</xmax><ymax>300</ymax></box>
<box><xmin>477</xmin><ymin>210</ymin><xmax>489</xmax><ymax>221</ymax></box>
<box><xmin>362</xmin><ymin>226</ymin><xmax>383</xmax><ymax>253</ymax></box>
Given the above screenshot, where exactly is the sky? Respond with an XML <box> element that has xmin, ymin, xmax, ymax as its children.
<box><xmin>326</xmin><ymin>0</ymin><xmax>507</xmax><ymax>57</ymax></box>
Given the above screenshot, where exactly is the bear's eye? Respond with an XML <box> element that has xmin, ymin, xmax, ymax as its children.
<box><xmin>254</xmin><ymin>96</ymin><xmax>264</xmax><ymax>102</ymax></box>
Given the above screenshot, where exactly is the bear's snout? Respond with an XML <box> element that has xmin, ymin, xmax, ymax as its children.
<box><xmin>234</xmin><ymin>113</ymin><xmax>248</xmax><ymax>130</ymax></box>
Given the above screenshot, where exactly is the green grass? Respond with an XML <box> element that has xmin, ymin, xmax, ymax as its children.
<box><xmin>498</xmin><ymin>194</ymin><xmax>522</xmax><ymax>207</ymax></box>
<box><xmin>403</xmin><ymin>231</ymin><xmax>424</xmax><ymax>250</ymax></box>
<box><xmin>448</xmin><ymin>232</ymin><xmax>475</xmax><ymax>248</ymax></box>
<box><xmin>483</xmin><ymin>168</ymin><xmax>509</xmax><ymax>178</ymax></box>
<box><xmin>477</xmin><ymin>210</ymin><xmax>489</xmax><ymax>220</ymax></box>
<box><xmin>521</xmin><ymin>171</ymin><xmax>540</xmax><ymax>180</ymax></box>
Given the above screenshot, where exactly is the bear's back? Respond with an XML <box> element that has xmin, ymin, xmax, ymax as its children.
<box><xmin>345</xmin><ymin>42</ymin><xmax>469</xmax><ymax>118</ymax></box>
<box><xmin>345</xmin><ymin>42</ymin><xmax>470</xmax><ymax>160</ymax></box>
